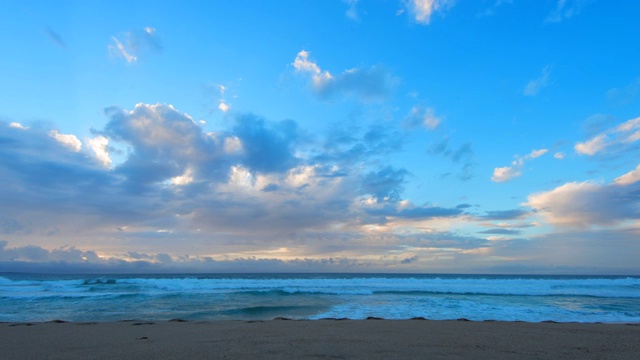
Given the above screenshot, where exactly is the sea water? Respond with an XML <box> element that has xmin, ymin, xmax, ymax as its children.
<box><xmin>1</xmin><ymin>273</ymin><xmax>639</xmax><ymax>323</ymax></box>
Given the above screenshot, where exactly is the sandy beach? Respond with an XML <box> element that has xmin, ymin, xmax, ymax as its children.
<box><xmin>1</xmin><ymin>319</ymin><xmax>638</xmax><ymax>359</ymax></box>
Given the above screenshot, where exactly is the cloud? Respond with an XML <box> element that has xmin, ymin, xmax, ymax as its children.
<box><xmin>86</xmin><ymin>135</ymin><xmax>111</xmax><ymax>167</ymax></box>
<box><xmin>525</xmin><ymin>169</ymin><xmax>640</xmax><ymax>228</ymax></box>
<box><xmin>403</xmin><ymin>106</ymin><xmax>441</xmax><ymax>130</ymax></box>
<box><xmin>315</xmin><ymin>123</ymin><xmax>403</xmax><ymax>169</ymax></box>
<box><xmin>574</xmin><ymin>134</ymin><xmax>607</xmax><ymax>155</ymax></box>
<box><xmin>293</xmin><ymin>50</ymin><xmax>326</xmax><ymax>78</ymax></box>
<box><xmin>108</xmin><ymin>27</ymin><xmax>162</xmax><ymax>64</ymax></box>
<box><xmin>491</xmin><ymin>148</ymin><xmax>548</xmax><ymax>182</ymax></box>
<box><xmin>0</xmin><ymin>241</ymin><xmax>98</xmax><ymax>264</ymax></box>
<box><xmin>205</xmin><ymin>82</ymin><xmax>235</xmax><ymax>113</ymax></box>
<box><xmin>553</xmin><ymin>152</ymin><xmax>565</xmax><ymax>160</ymax></box>
<box><xmin>574</xmin><ymin>116</ymin><xmax>640</xmax><ymax>156</ymax></box>
<box><xmin>477</xmin><ymin>209</ymin><xmax>529</xmax><ymax>221</ymax></box>
<box><xmin>9</xmin><ymin>122</ymin><xmax>28</xmax><ymax>130</ymax></box>
<box><xmin>491</xmin><ymin>163</ymin><xmax>522</xmax><ymax>183</ymax></box>
<box><xmin>344</xmin><ymin>0</ymin><xmax>360</xmax><ymax>20</ymax></box>
<box><xmin>405</xmin><ymin>0</ymin><xmax>456</xmax><ymax>25</ymax></box>
<box><xmin>546</xmin><ymin>0</ymin><xmax>592</xmax><ymax>23</ymax></box>
<box><xmin>606</xmin><ymin>79</ymin><xmax>640</xmax><ymax>106</ymax></box>
<box><xmin>477</xmin><ymin>0</ymin><xmax>513</xmax><ymax>18</ymax></box>
<box><xmin>3</xmin><ymin>104</ymin><xmax>563</xmax><ymax>273</ymax></box>
<box><xmin>232</xmin><ymin>114</ymin><xmax>302</xmax><ymax>173</ymax></box>
<box><xmin>48</xmin><ymin>130</ymin><xmax>82</xmax><ymax>152</ymax></box>
<box><xmin>524</xmin><ymin>65</ymin><xmax>551</xmax><ymax>96</ymax></box>
<box><xmin>109</xmin><ymin>37</ymin><xmax>137</xmax><ymax>63</ymax></box>
<box><xmin>103</xmin><ymin>103</ymin><xmax>224</xmax><ymax>186</ymax></box>
<box><xmin>219</xmin><ymin>101</ymin><xmax>230</xmax><ymax>112</ymax></box>
<box><xmin>581</xmin><ymin>113</ymin><xmax>616</xmax><ymax>136</ymax></box>
<box><xmin>45</xmin><ymin>26</ymin><xmax>66</xmax><ymax>48</ymax></box>
<box><xmin>428</xmin><ymin>138</ymin><xmax>474</xmax><ymax>181</ymax></box>
<box><xmin>360</xmin><ymin>166</ymin><xmax>408</xmax><ymax>202</ymax></box>
<box><xmin>365</xmin><ymin>203</ymin><xmax>464</xmax><ymax>220</ymax></box>
<box><xmin>613</xmin><ymin>164</ymin><xmax>640</xmax><ymax>186</ymax></box>
<box><xmin>478</xmin><ymin>228</ymin><xmax>521</xmax><ymax>235</ymax></box>
<box><xmin>292</xmin><ymin>50</ymin><xmax>397</xmax><ymax>101</ymax></box>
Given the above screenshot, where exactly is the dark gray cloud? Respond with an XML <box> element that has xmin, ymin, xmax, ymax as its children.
<box><xmin>428</xmin><ymin>138</ymin><xmax>474</xmax><ymax>181</ymax></box>
<box><xmin>360</xmin><ymin>166</ymin><xmax>407</xmax><ymax>202</ymax></box>
<box><xmin>400</xmin><ymin>255</ymin><xmax>418</xmax><ymax>264</ymax></box>
<box><xmin>232</xmin><ymin>114</ymin><xmax>301</xmax><ymax>173</ymax></box>
<box><xmin>0</xmin><ymin>240</ymin><xmax>98</xmax><ymax>263</ymax></box>
<box><xmin>365</xmin><ymin>204</ymin><xmax>464</xmax><ymax>220</ymax></box>
<box><xmin>477</xmin><ymin>209</ymin><xmax>529</xmax><ymax>220</ymax></box>
<box><xmin>478</xmin><ymin>228</ymin><xmax>521</xmax><ymax>235</ymax></box>
<box><xmin>316</xmin><ymin>123</ymin><xmax>403</xmax><ymax>169</ymax></box>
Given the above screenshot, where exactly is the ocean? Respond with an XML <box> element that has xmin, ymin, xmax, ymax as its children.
<box><xmin>1</xmin><ymin>273</ymin><xmax>639</xmax><ymax>323</ymax></box>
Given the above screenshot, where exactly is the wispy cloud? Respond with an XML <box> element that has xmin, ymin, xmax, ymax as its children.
<box><xmin>492</xmin><ymin>148</ymin><xmax>548</xmax><ymax>182</ymax></box>
<box><xmin>403</xmin><ymin>106</ymin><xmax>441</xmax><ymax>130</ymax></box>
<box><xmin>477</xmin><ymin>0</ymin><xmax>513</xmax><ymax>18</ymax></box>
<box><xmin>405</xmin><ymin>0</ymin><xmax>456</xmax><ymax>25</ymax></box>
<box><xmin>44</xmin><ymin>26</ymin><xmax>66</xmax><ymax>48</ymax></box>
<box><xmin>108</xmin><ymin>27</ymin><xmax>162</xmax><ymax>64</ymax></box>
<box><xmin>428</xmin><ymin>138</ymin><xmax>474</xmax><ymax>181</ymax></box>
<box><xmin>574</xmin><ymin>116</ymin><xmax>640</xmax><ymax>156</ymax></box>
<box><xmin>524</xmin><ymin>65</ymin><xmax>551</xmax><ymax>96</ymax></box>
<box><xmin>606</xmin><ymin>79</ymin><xmax>640</xmax><ymax>106</ymax></box>
<box><xmin>545</xmin><ymin>0</ymin><xmax>592</xmax><ymax>23</ymax></box>
<box><xmin>613</xmin><ymin>164</ymin><xmax>640</xmax><ymax>186</ymax></box>
<box><xmin>344</xmin><ymin>0</ymin><xmax>360</xmax><ymax>21</ymax></box>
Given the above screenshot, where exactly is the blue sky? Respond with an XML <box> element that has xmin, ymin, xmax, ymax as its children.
<box><xmin>1</xmin><ymin>0</ymin><xmax>639</xmax><ymax>274</ymax></box>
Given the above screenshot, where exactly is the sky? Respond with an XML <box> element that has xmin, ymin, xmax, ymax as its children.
<box><xmin>0</xmin><ymin>0</ymin><xmax>639</xmax><ymax>274</ymax></box>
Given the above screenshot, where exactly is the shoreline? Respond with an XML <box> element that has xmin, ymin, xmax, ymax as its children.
<box><xmin>2</xmin><ymin>319</ymin><xmax>639</xmax><ymax>359</ymax></box>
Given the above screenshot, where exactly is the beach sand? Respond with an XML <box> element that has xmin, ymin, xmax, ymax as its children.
<box><xmin>1</xmin><ymin>319</ymin><xmax>638</xmax><ymax>359</ymax></box>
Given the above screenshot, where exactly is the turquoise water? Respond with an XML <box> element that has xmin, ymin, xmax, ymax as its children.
<box><xmin>1</xmin><ymin>273</ymin><xmax>639</xmax><ymax>323</ymax></box>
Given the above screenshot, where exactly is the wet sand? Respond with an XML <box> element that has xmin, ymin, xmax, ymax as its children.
<box><xmin>1</xmin><ymin>319</ymin><xmax>639</xmax><ymax>359</ymax></box>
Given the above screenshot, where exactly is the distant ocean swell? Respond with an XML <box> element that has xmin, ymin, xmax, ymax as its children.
<box><xmin>1</xmin><ymin>274</ymin><xmax>639</xmax><ymax>323</ymax></box>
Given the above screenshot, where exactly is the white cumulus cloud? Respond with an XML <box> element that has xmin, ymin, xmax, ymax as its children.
<box><xmin>9</xmin><ymin>122</ymin><xmax>28</xmax><ymax>130</ymax></box>
<box><xmin>218</xmin><ymin>100</ymin><xmax>230</xmax><ymax>112</ymax></box>
<box><xmin>87</xmin><ymin>135</ymin><xmax>112</xmax><ymax>167</ymax></box>
<box><xmin>48</xmin><ymin>130</ymin><xmax>82</xmax><ymax>152</ymax></box>
<box><xmin>492</xmin><ymin>149</ymin><xmax>548</xmax><ymax>182</ymax></box>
